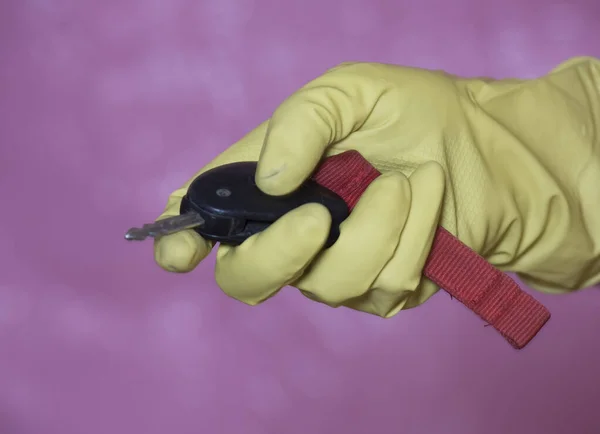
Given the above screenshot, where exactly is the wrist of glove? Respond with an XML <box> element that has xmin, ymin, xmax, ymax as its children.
<box><xmin>154</xmin><ymin>56</ymin><xmax>600</xmax><ymax>318</ymax></box>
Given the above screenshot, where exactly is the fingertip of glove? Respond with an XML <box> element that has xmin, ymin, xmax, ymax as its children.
<box><xmin>375</xmin><ymin>171</ymin><xmax>411</xmax><ymax>192</ymax></box>
<box><xmin>261</xmin><ymin>202</ymin><xmax>331</xmax><ymax>252</ymax></box>
<box><xmin>409</xmin><ymin>161</ymin><xmax>446</xmax><ymax>204</ymax></box>
<box><xmin>418</xmin><ymin>161</ymin><xmax>446</xmax><ymax>182</ymax></box>
<box><xmin>154</xmin><ymin>230</ymin><xmax>211</xmax><ymax>273</ymax></box>
<box><xmin>255</xmin><ymin>161</ymin><xmax>293</xmax><ymax>196</ymax></box>
<box><xmin>257</xmin><ymin>120</ymin><xmax>324</xmax><ymax>196</ymax></box>
<box><xmin>294</xmin><ymin>202</ymin><xmax>332</xmax><ymax>234</ymax></box>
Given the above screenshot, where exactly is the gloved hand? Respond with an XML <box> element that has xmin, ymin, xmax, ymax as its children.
<box><xmin>154</xmin><ymin>56</ymin><xmax>600</xmax><ymax>318</ymax></box>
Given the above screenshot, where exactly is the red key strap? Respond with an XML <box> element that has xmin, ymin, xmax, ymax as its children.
<box><xmin>311</xmin><ymin>150</ymin><xmax>550</xmax><ymax>349</ymax></box>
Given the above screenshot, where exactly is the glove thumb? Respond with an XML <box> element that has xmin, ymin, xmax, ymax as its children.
<box><xmin>255</xmin><ymin>65</ymin><xmax>381</xmax><ymax>196</ymax></box>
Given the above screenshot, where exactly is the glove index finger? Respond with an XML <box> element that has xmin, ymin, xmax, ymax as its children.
<box><xmin>256</xmin><ymin>64</ymin><xmax>381</xmax><ymax>196</ymax></box>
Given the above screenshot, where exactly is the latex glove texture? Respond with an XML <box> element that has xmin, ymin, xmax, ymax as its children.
<box><xmin>155</xmin><ymin>57</ymin><xmax>600</xmax><ymax>317</ymax></box>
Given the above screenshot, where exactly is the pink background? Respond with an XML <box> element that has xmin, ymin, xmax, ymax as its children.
<box><xmin>1</xmin><ymin>0</ymin><xmax>600</xmax><ymax>433</ymax></box>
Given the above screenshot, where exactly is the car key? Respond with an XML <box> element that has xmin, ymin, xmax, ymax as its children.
<box><xmin>124</xmin><ymin>212</ymin><xmax>207</xmax><ymax>241</ymax></box>
<box><xmin>125</xmin><ymin>161</ymin><xmax>350</xmax><ymax>248</ymax></box>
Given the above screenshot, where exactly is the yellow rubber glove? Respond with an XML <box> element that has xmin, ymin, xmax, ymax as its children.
<box><xmin>154</xmin><ymin>56</ymin><xmax>600</xmax><ymax>318</ymax></box>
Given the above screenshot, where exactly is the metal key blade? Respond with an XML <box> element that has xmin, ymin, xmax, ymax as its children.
<box><xmin>125</xmin><ymin>213</ymin><xmax>205</xmax><ymax>241</ymax></box>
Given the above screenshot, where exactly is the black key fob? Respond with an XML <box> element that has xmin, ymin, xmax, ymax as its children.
<box><xmin>179</xmin><ymin>161</ymin><xmax>350</xmax><ymax>248</ymax></box>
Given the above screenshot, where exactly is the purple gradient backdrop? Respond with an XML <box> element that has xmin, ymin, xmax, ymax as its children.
<box><xmin>1</xmin><ymin>1</ymin><xmax>600</xmax><ymax>433</ymax></box>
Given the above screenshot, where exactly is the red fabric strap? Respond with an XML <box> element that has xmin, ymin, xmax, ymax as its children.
<box><xmin>311</xmin><ymin>150</ymin><xmax>550</xmax><ymax>349</ymax></box>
